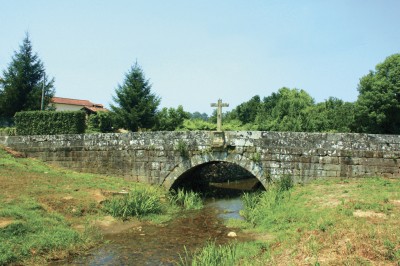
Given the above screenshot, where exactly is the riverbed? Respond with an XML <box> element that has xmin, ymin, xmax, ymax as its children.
<box><xmin>52</xmin><ymin>197</ymin><xmax>247</xmax><ymax>265</ymax></box>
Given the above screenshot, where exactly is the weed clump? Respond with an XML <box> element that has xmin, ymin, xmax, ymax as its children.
<box><xmin>168</xmin><ymin>189</ymin><xmax>203</xmax><ymax>210</ymax></box>
<box><xmin>103</xmin><ymin>187</ymin><xmax>162</xmax><ymax>219</ymax></box>
<box><xmin>179</xmin><ymin>241</ymin><xmax>237</xmax><ymax>266</ymax></box>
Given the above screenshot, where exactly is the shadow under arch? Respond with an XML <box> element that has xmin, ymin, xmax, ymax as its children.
<box><xmin>162</xmin><ymin>152</ymin><xmax>269</xmax><ymax>193</ymax></box>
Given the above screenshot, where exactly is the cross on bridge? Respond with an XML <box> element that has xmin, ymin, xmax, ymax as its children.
<box><xmin>211</xmin><ymin>99</ymin><xmax>229</xmax><ymax>131</ymax></box>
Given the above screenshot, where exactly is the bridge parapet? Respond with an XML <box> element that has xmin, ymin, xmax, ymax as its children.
<box><xmin>1</xmin><ymin>131</ymin><xmax>400</xmax><ymax>188</ymax></box>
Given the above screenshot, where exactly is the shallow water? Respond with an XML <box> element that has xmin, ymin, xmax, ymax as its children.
<box><xmin>51</xmin><ymin>198</ymin><xmax>246</xmax><ymax>265</ymax></box>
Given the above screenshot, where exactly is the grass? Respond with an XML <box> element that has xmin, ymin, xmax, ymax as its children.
<box><xmin>168</xmin><ymin>189</ymin><xmax>204</xmax><ymax>210</ymax></box>
<box><xmin>178</xmin><ymin>241</ymin><xmax>237</xmax><ymax>266</ymax></box>
<box><xmin>103</xmin><ymin>187</ymin><xmax>162</xmax><ymax>219</ymax></box>
<box><xmin>221</xmin><ymin>176</ymin><xmax>400</xmax><ymax>265</ymax></box>
<box><xmin>2</xmin><ymin>144</ymin><xmax>400</xmax><ymax>265</ymax></box>
<box><xmin>0</xmin><ymin>146</ymin><xmax>182</xmax><ymax>265</ymax></box>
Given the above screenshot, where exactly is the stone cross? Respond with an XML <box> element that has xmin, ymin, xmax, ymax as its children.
<box><xmin>210</xmin><ymin>99</ymin><xmax>229</xmax><ymax>131</ymax></box>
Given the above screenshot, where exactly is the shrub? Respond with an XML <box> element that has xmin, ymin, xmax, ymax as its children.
<box><xmin>0</xmin><ymin>127</ymin><xmax>16</xmax><ymax>136</ymax></box>
<box><xmin>87</xmin><ymin>112</ymin><xmax>114</xmax><ymax>133</ymax></box>
<box><xmin>14</xmin><ymin>111</ymin><xmax>86</xmax><ymax>135</ymax></box>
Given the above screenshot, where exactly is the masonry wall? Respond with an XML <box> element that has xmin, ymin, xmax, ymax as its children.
<box><xmin>1</xmin><ymin>131</ymin><xmax>399</xmax><ymax>187</ymax></box>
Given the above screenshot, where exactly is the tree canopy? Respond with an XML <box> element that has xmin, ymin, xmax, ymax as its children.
<box><xmin>353</xmin><ymin>54</ymin><xmax>400</xmax><ymax>134</ymax></box>
<box><xmin>110</xmin><ymin>62</ymin><xmax>160</xmax><ymax>131</ymax></box>
<box><xmin>0</xmin><ymin>34</ymin><xmax>55</xmax><ymax>119</ymax></box>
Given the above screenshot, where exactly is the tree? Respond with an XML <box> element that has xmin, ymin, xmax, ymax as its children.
<box><xmin>304</xmin><ymin>97</ymin><xmax>354</xmax><ymax>132</ymax></box>
<box><xmin>154</xmin><ymin>105</ymin><xmax>190</xmax><ymax>131</ymax></box>
<box><xmin>0</xmin><ymin>33</ymin><xmax>55</xmax><ymax>118</ymax></box>
<box><xmin>110</xmin><ymin>62</ymin><xmax>160</xmax><ymax>131</ymax></box>
<box><xmin>353</xmin><ymin>54</ymin><xmax>400</xmax><ymax>134</ymax></box>
<box><xmin>256</xmin><ymin>87</ymin><xmax>314</xmax><ymax>132</ymax></box>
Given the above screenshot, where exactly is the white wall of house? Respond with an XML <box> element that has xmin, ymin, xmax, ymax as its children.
<box><xmin>53</xmin><ymin>103</ymin><xmax>84</xmax><ymax>111</ymax></box>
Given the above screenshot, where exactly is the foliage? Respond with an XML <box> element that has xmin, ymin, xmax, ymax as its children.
<box><xmin>227</xmin><ymin>95</ymin><xmax>261</xmax><ymax>124</ymax></box>
<box><xmin>168</xmin><ymin>189</ymin><xmax>203</xmax><ymax>210</ymax></box>
<box><xmin>154</xmin><ymin>105</ymin><xmax>190</xmax><ymax>131</ymax></box>
<box><xmin>0</xmin><ymin>33</ymin><xmax>55</xmax><ymax>119</ymax></box>
<box><xmin>256</xmin><ymin>87</ymin><xmax>315</xmax><ymax>131</ymax></box>
<box><xmin>0</xmin><ymin>127</ymin><xmax>16</xmax><ymax>136</ymax></box>
<box><xmin>110</xmin><ymin>62</ymin><xmax>160</xmax><ymax>132</ymax></box>
<box><xmin>14</xmin><ymin>111</ymin><xmax>86</xmax><ymax>135</ymax></box>
<box><xmin>179</xmin><ymin>241</ymin><xmax>237</xmax><ymax>266</ymax></box>
<box><xmin>87</xmin><ymin>112</ymin><xmax>115</xmax><ymax>133</ymax></box>
<box><xmin>304</xmin><ymin>97</ymin><xmax>354</xmax><ymax>132</ymax></box>
<box><xmin>103</xmin><ymin>187</ymin><xmax>162</xmax><ymax>219</ymax></box>
<box><xmin>176</xmin><ymin>140</ymin><xmax>189</xmax><ymax>158</ymax></box>
<box><xmin>190</xmin><ymin>112</ymin><xmax>209</xmax><ymax>121</ymax></box>
<box><xmin>353</xmin><ymin>53</ymin><xmax>400</xmax><ymax>134</ymax></box>
<box><xmin>178</xmin><ymin>119</ymin><xmax>216</xmax><ymax>131</ymax></box>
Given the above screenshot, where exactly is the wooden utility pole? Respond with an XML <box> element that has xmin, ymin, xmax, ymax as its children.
<box><xmin>210</xmin><ymin>99</ymin><xmax>229</xmax><ymax>131</ymax></box>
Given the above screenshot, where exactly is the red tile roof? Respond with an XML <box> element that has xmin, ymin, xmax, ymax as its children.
<box><xmin>51</xmin><ymin>97</ymin><xmax>108</xmax><ymax>112</ymax></box>
<box><xmin>82</xmin><ymin>106</ymin><xmax>108</xmax><ymax>113</ymax></box>
<box><xmin>51</xmin><ymin>97</ymin><xmax>95</xmax><ymax>107</ymax></box>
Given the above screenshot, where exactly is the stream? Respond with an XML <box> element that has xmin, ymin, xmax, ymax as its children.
<box><xmin>52</xmin><ymin>197</ymin><xmax>247</xmax><ymax>265</ymax></box>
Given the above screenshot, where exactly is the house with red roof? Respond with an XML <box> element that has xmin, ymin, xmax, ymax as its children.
<box><xmin>50</xmin><ymin>97</ymin><xmax>108</xmax><ymax>114</ymax></box>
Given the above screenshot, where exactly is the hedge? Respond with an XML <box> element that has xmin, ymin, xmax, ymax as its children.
<box><xmin>14</xmin><ymin>111</ymin><xmax>86</xmax><ymax>135</ymax></box>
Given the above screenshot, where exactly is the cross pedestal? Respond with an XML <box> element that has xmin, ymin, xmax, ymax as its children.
<box><xmin>210</xmin><ymin>99</ymin><xmax>229</xmax><ymax>132</ymax></box>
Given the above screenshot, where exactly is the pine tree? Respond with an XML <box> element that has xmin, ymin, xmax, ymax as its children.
<box><xmin>110</xmin><ymin>62</ymin><xmax>160</xmax><ymax>131</ymax></box>
<box><xmin>0</xmin><ymin>33</ymin><xmax>55</xmax><ymax>119</ymax></box>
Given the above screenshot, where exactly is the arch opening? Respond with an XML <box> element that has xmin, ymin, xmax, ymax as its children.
<box><xmin>170</xmin><ymin>161</ymin><xmax>266</xmax><ymax>198</ymax></box>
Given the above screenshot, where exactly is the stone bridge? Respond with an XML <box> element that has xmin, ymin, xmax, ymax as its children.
<box><xmin>1</xmin><ymin>131</ymin><xmax>400</xmax><ymax>189</ymax></box>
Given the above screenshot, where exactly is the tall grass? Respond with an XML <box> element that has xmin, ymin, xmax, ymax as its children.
<box><xmin>241</xmin><ymin>175</ymin><xmax>293</xmax><ymax>226</ymax></box>
<box><xmin>168</xmin><ymin>189</ymin><xmax>203</xmax><ymax>210</ymax></box>
<box><xmin>178</xmin><ymin>241</ymin><xmax>237</xmax><ymax>266</ymax></box>
<box><xmin>103</xmin><ymin>187</ymin><xmax>162</xmax><ymax>219</ymax></box>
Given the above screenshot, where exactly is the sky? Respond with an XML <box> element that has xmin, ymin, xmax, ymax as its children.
<box><xmin>1</xmin><ymin>1</ymin><xmax>399</xmax><ymax>114</ymax></box>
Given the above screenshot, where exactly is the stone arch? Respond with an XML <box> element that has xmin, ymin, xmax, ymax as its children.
<box><xmin>162</xmin><ymin>152</ymin><xmax>268</xmax><ymax>190</ymax></box>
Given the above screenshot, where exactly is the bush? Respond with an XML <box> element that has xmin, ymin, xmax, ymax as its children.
<box><xmin>14</xmin><ymin>111</ymin><xmax>86</xmax><ymax>135</ymax></box>
<box><xmin>87</xmin><ymin>112</ymin><xmax>114</xmax><ymax>133</ymax></box>
<box><xmin>0</xmin><ymin>127</ymin><xmax>16</xmax><ymax>136</ymax></box>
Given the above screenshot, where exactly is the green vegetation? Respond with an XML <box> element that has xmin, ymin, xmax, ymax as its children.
<box><xmin>176</xmin><ymin>139</ymin><xmax>189</xmax><ymax>158</ymax></box>
<box><xmin>179</xmin><ymin>241</ymin><xmax>237</xmax><ymax>266</ymax></box>
<box><xmin>154</xmin><ymin>105</ymin><xmax>190</xmax><ymax>131</ymax></box>
<box><xmin>15</xmin><ymin>111</ymin><xmax>86</xmax><ymax>135</ymax></box>
<box><xmin>353</xmin><ymin>53</ymin><xmax>400</xmax><ymax>134</ymax></box>
<box><xmin>0</xmin><ymin>146</ymin><xmax>202</xmax><ymax>265</ymax></box>
<box><xmin>86</xmin><ymin>111</ymin><xmax>114</xmax><ymax>133</ymax></box>
<box><xmin>168</xmin><ymin>189</ymin><xmax>203</xmax><ymax>210</ymax></box>
<box><xmin>110</xmin><ymin>62</ymin><xmax>160</xmax><ymax>132</ymax></box>
<box><xmin>214</xmin><ymin>176</ymin><xmax>400</xmax><ymax>265</ymax></box>
<box><xmin>0</xmin><ymin>198</ymin><xmax>93</xmax><ymax>265</ymax></box>
<box><xmin>103</xmin><ymin>187</ymin><xmax>162</xmax><ymax>219</ymax></box>
<box><xmin>0</xmin><ymin>33</ymin><xmax>55</xmax><ymax>120</ymax></box>
<box><xmin>1</xmin><ymin>34</ymin><xmax>399</xmax><ymax>135</ymax></box>
<box><xmin>0</xmin><ymin>127</ymin><xmax>16</xmax><ymax>136</ymax></box>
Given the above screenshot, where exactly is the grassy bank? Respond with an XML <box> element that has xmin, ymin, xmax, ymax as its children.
<box><xmin>0</xmin><ymin>147</ymin><xmax>201</xmax><ymax>265</ymax></box>
<box><xmin>191</xmin><ymin>176</ymin><xmax>400</xmax><ymax>265</ymax></box>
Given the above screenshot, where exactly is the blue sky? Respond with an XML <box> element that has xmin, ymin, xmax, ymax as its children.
<box><xmin>1</xmin><ymin>1</ymin><xmax>399</xmax><ymax>114</ymax></box>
